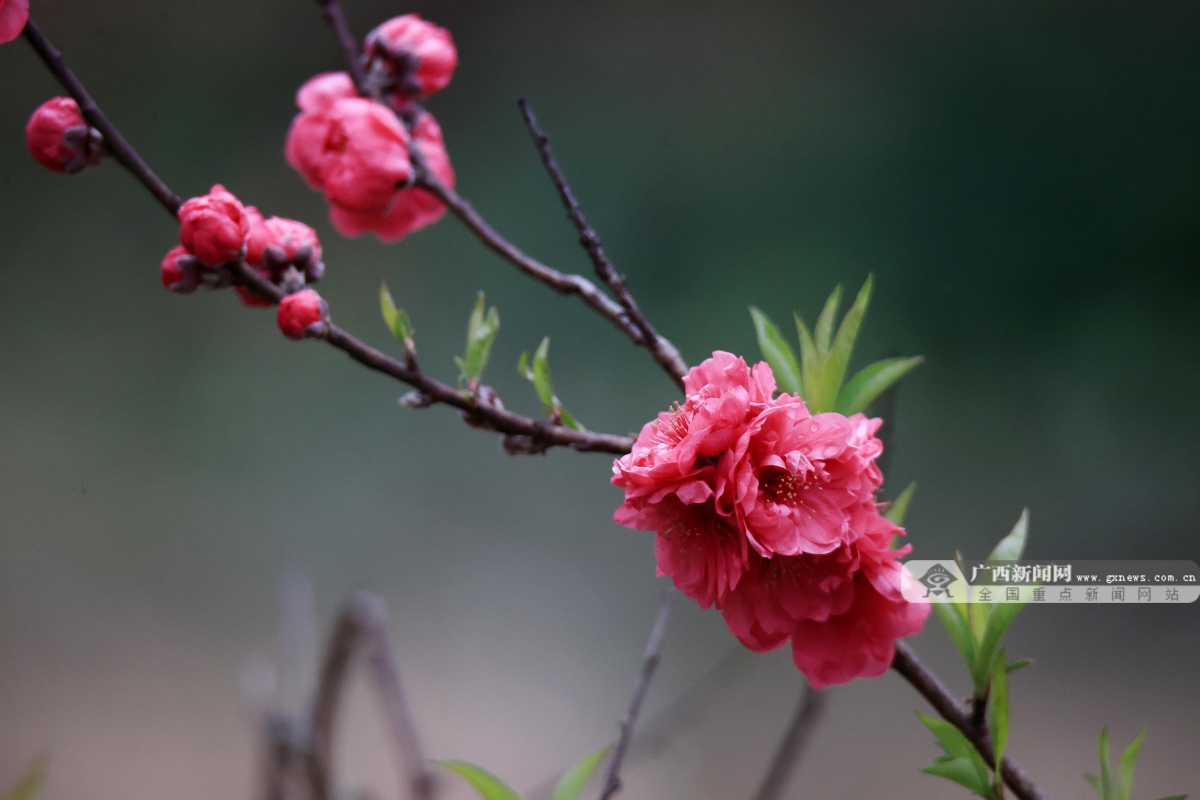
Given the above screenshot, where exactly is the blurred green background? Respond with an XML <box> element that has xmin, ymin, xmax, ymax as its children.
<box><xmin>2</xmin><ymin>1</ymin><xmax>1198</xmax><ymax>798</ymax></box>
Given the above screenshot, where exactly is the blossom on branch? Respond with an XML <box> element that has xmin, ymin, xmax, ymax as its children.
<box><xmin>178</xmin><ymin>184</ymin><xmax>250</xmax><ymax>267</ymax></box>
<box><xmin>0</xmin><ymin>0</ymin><xmax>28</xmax><ymax>43</ymax></box>
<box><xmin>363</xmin><ymin>14</ymin><xmax>457</xmax><ymax>104</ymax></box>
<box><xmin>277</xmin><ymin>288</ymin><xmax>329</xmax><ymax>340</ymax></box>
<box><xmin>612</xmin><ymin>352</ymin><xmax>928</xmax><ymax>688</ymax></box>
<box><xmin>25</xmin><ymin>97</ymin><xmax>104</xmax><ymax>174</ymax></box>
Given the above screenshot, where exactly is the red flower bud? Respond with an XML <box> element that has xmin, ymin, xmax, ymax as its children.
<box><xmin>160</xmin><ymin>245</ymin><xmax>203</xmax><ymax>293</ymax></box>
<box><xmin>178</xmin><ymin>184</ymin><xmax>250</xmax><ymax>266</ymax></box>
<box><xmin>277</xmin><ymin>288</ymin><xmax>329</xmax><ymax>340</ymax></box>
<box><xmin>246</xmin><ymin>213</ymin><xmax>324</xmax><ymax>281</ymax></box>
<box><xmin>25</xmin><ymin>97</ymin><xmax>104</xmax><ymax>174</ymax></box>
<box><xmin>0</xmin><ymin>0</ymin><xmax>29</xmax><ymax>44</ymax></box>
<box><xmin>364</xmin><ymin>14</ymin><xmax>457</xmax><ymax>103</ymax></box>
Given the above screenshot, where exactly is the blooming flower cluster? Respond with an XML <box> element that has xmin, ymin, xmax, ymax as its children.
<box><xmin>25</xmin><ymin>97</ymin><xmax>104</xmax><ymax>174</ymax></box>
<box><xmin>163</xmin><ymin>185</ymin><xmax>329</xmax><ymax>338</ymax></box>
<box><xmin>612</xmin><ymin>352</ymin><xmax>928</xmax><ymax>689</ymax></box>
<box><xmin>285</xmin><ymin>14</ymin><xmax>456</xmax><ymax>243</ymax></box>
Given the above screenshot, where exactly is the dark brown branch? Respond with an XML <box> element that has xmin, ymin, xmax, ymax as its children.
<box><xmin>892</xmin><ymin>641</ymin><xmax>1049</xmax><ymax>800</ymax></box>
<box><xmin>315</xmin><ymin>0</ymin><xmax>370</xmax><ymax>97</ymax></box>
<box><xmin>750</xmin><ymin>687</ymin><xmax>829</xmax><ymax>800</ymax></box>
<box><xmin>516</xmin><ymin>99</ymin><xmax>688</xmax><ymax>388</ymax></box>
<box><xmin>598</xmin><ymin>588</ymin><xmax>677</xmax><ymax>800</ymax></box>
<box><xmin>310</xmin><ymin>593</ymin><xmax>436</xmax><ymax>800</ymax></box>
<box><xmin>22</xmin><ymin>19</ymin><xmax>182</xmax><ymax>216</ymax></box>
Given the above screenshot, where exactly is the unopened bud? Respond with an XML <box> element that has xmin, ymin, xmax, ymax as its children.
<box><xmin>26</xmin><ymin>97</ymin><xmax>104</xmax><ymax>174</ymax></box>
<box><xmin>178</xmin><ymin>184</ymin><xmax>250</xmax><ymax>267</ymax></box>
<box><xmin>277</xmin><ymin>288</ymin><xmax>329</xmax><ymax>340</ymax></box>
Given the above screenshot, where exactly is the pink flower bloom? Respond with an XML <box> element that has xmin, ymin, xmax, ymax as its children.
<box><xmin>178</xmin><ymin>184</ymin><xmax>250</xmax><ymax>266</ymax></box>
<box><xmin>364</xmin><ymin>14</ymin><xmax>457</xmax><ymax>103</ymax></box>
<box><xmin>296</xmin><ymin>71</ymin><xmax>357</xmax><ymax>114</ymax></box>
<box><xmin>326</xmin><ymin>110</ymin><xmax>454</xmax><ymax>243</ymax></box>
<box><xmin>25</xmin><ymin>97</ymin><xmax>104</xmax><ymax>174</ymax></box>
<box><xmin>246</xmin><ymin>210</ymin><xmax>324</xmax><ymax>282</ymax></box>
<box><xmin>277</xmin><ymin>289</ymin><xmax>329</xmax><ymax>340</ymax></box>
<box><xmin>0</xmin><ymin>0</ymin><xmax>28</xmax><ymax>44</ymax></box>
<box><xmin>729</xmin><ymin>403</ymin><xmax>885</xmax><ymax>557</ymax></box>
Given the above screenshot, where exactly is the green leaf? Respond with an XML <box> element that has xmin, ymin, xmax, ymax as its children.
<box><xmin>934</xmin><ymin>601</ymin><xmax>976</xmax><ymax>668</ymax></box>
<box><xmin>3</xmin><ymin>758</ymin><xmax>45</xmax><ymax>800</ymax></box>
<box><xmin>988</xmin><ymin>509</ymin><xmax>1029</xmax><ymax>563</ymax></box>
<box><xmin>379</xmin><ymin>282</ymin><xmax>412</xmax><ymax>343</ymax></box>
<box><xmin>551</xmin><ymin>744</ymin><xmax>612</xmax><ymax>800</ymax></box>
<box><xmin>460</xmin><ymin>293</ymin><xmax>500</xmax><ymax>384</ymax></box>
<box><xmin>1100</xmin><ymin>727</ymin><xmax>1115</xmax><ymax>800</ymax></box>
<box><xmin>813</xmin><ymin>284</ymin><xmax>844</xmax><ymax>355</ymax></box>
<box><xmin>820</xmin><ymin>275</ymin><xmax>873</xmax><ymax>410</ymax></box>
<box><xmin>1005</xmin><ymin>658</ymin><xmax>1033</xmax><ymax>674</ymax></box>
<box><xmin>749</xmin><ymin>307</ymin><xmax>802</xmax><ymax>396</ymax></box>
<box><xmin>917</xmin><ymin>713</ymin><xmax>993</xmax><ymax>797</ymax></box>
<box><xmin>922</xmin><ymin>756</ymin><xmax>997</xmax><ymax>799</ymax></box>
<box><xmin>835</xmin><ymin>355</ymin><xmax>924</xmax><ymax>416</ymax></box>
<box><xmin>972</xmin><ymin>600</ymin><xmax>1025</xmax><ymax>698</ymax></box>
<box><xmin>518</xmin><ymin>338</ymin><xmax>585</xmax><ymax>431</ymax></box>
<box><xmin>1117</xmin><ymin>729</ymin><xmax>1146</xmax><ymax>800</ymax></box>
<box><xmin>435</xmin><ymin>760</ymin><xmax>524</xmax><ymax>800</ymax></box>
<box><xmin>1153</xmin><ymin>796</ymin><xmax>1188</xmax><ymax>800</ymax></box>
<box><xmin>884</xmin><ymin>481</ymin><xmax>917</xmax><ymax>526</ymax></box>
<box><xmin>1085</xmin><ymin>774</ymin><xmax>1104</xmax><ymax>798</ymax></box>
<box><xmin>794</xmin><ymin>312</ymin><xmax>821</xmax><ymax>404</ymax></box>
<box><xmin>987</xmin><ymin>649</ymin><xmax>1009</xmax><ymax>780</ymax></box>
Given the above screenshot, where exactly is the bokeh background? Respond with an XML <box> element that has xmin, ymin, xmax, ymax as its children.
<box><xmin>2</xmin><ymin>1</ymin><xmax>1198</xmax><ymax>798</ymax></box>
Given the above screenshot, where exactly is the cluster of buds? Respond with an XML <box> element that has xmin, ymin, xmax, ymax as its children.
<box><xmin>25</xmin><ymin>97</ymin><xmax>104</xmax><ymax>174</ymax></box>
<box><xmin>163</xmin><ymin>185</ymin><xmax>329</xmax><ymax>340</ymax></box>
<box><xmin>285</xmin><ymin>15</ymin><xmax>457</xmax><ymax>243</ymax></box>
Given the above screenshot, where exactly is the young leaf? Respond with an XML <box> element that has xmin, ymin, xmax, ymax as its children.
<box><xmin>988</xmin><ymin>509</ymin><xmax>1029</xmax><ymax>563</ymax></box>
<box><xmin>835</xmin><ymin>355</ymin><xmax>924</xmax><ymax>416</ymax></box>
<box><xmin>972</xmin><ymin>600</ymin><xmax>1025</xmax><ymax>698</ymax></box>
<box><xmin>518</xmin><ymin>338</ymin><xmax>585</xmax><ymax>431</ymax></box>
<box><xmin>821</xmin><ymin>274</ymin><xmax>873</xmax><ymax>408</ymax></box>
<box><xmin>435</xmin><ymin>760</ymin><xmax>524</xmax><ymax>800</ymax></box>
<box><xmin>1152</xmin><ymin>796</ymin><xmax>1188</xmax><ymax>800</ymax></box>
<box><xmin>917</xmin><ymin>713</ymin><xmax>994</xmax><ymax>798</ymax></box>
<box><xmin>1085</xmin><ymin>774</ymin><xmax>1104</xmax><ymax>797</ymax></box>
<box><xmin>813</xmin><ymin>283</ymin><xmax>844</xmax><ymax>355</ymax></box>
<box><xmin>1100</xmin><ymin>728</ymin><xmax>1115</xmax><ymax>800</ymax></box>
<box><xmin>551</xmin><ymin>744</ymin><xmax>612</xmax><ymax>800</ymax></box>
<box><xmin>1117</xmin><ymin>729</ymin><xmax>1147</xmax><ymax>800</ymax></box>
<box><xmin>1005</xmin><ymin>657</ymin><xmax>1033</xmax><ymax>674</ymax></box>
<box><xmin>922</xmin><ymin>756</ymin><xmax>997</xmax><ymax>799</ymax></box>
<box><xmin>749</xmin><ymin>307</ymin><xmax>802</xmax><ymax>396</ymax></box>
<box><xmin>884</xmin><ymin>481</ymin><xmax>917</xmax><ymax>526</ymax></box>
<box><xmin>379</xmin><ymin>281</ymin><xmax>412</xmax><ymax>343</ymax></box>
<box><xmin>934</xmin><ymin>601</ymin><xmax>976</xmax><ymax>668</ymax></box>
<box><xmin>459</xmin><ymin>293</ymin><xmax>500</xmax><ymax>384</ymax></box>
<box><xmin>2</xmin><ymin>758</ymin><xmax>45</xmax><ymax>800</ymax></box>
<box><xmin>794</xmin><ymin>312</ymin><xmax>821</xmax><ymax>405</ymax></box>
<box><xmin>987</xmin><ymin>649</ymin><xmax>1010</xmax><ymax>780</ymax></box>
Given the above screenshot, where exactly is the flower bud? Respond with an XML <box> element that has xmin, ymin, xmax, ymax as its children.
<box><xmin>178</xmin><ymin>184</ymin><xmax>250</xmax><ymax>266</ymax></box>
<box><xmin>25</xmin><ymin>97</ymin><xmax>104</xmax><ymax>174</ymax></box>
<box><xmin>160</xmin><ymin>246</ymin><xmax>201</xmax><ymax>293</ymax></box>
<box><xmin>0</xmin><ymin>0</ymin><xmax>29</xmax><ymax>44</ymax></box>
<box><xmin>246</xmin><ymin>213</ymin><xmax>324</xmax><ymax>281</ymax></box>
<box><xmin>363</xmin><ymin>14</ymin><xmax>457</xmax><ymax>103</ymax></box>
<box><xmin>277</xmin><ymin>288</ymin><xmax>329</xmax><ymax>340</ymax></box>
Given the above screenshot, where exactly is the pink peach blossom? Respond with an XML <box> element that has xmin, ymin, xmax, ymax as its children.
<box><xmin>178</xmin><ymin>184</ymin><xmax>250</xmax><ymax>266</ymax></box>
<box><xmin>277</xmin><ymin>289</ymin><xmax>329</xmax><ymax>340</ymax></box>
<box><xmin>25</xmin><ymin>97</ymin><xmax>103</xmax><ymax>174</ymax></box>
<box><xmin>0</xmin><ymin>0</ymin><xmax>28</xmax><ymax>44</ymax></box>
<box><xmin>364</xmin><ymin>14</ymin><xmax>457</xmax><ymax>103</ymax></box>
<box><xmin>245</xmin><ymin>210</ymin><xmax>323</xmax><ymax>278</ymax></box>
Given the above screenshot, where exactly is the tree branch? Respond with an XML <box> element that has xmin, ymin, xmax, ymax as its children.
<box><xmin>515</xmin><ymin>99</ymin><xmax>688</xmax><ymax>388</ymax></box>
<box><xmin>598</xmin><ymin>588</ymin><xmax>678</xmax><ymax>800</ymax></box>
<box><xmin>315</xmin><ymin>0</ymin><xmax>369</xmax><ymax>95</ymax></box>
<box><xmin>310</xmin><ymin>593</ymin><xmax>436</xmax><ymax>800</ymax></box>
<box><xmin>750</xmin><ymin>687</ymin><xmax>829</xmax><ymax>800</ymax></box>
<box><xmin>22</xmin><ymin>19</ymin><xmax>182</xmax><ymax>215</ymax></box>
<box><xmin>891</xmin><ymin>641</ymin><xmax>1049</xmax><ymax>800</ymax></box>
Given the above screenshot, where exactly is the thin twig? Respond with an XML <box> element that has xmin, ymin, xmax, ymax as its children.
<box><xmin>315</xmin><ymin>0</ymin><xmax>369</xmax><ymax>95</ymax></box>
<box><xmin>516</xmin><ymin>99</ymin><xmax>688</xmax><ymax>388</ymax></box>
<box><xmin>750</xmin><ymin>687</ymin><xmax>829</xmax><ymax>800</ymax></box>
<box><xmin>598</xmin><ymin>588</ymin><xmax>678</xmax><ymax>800</ymax></box>
<box><xmin>22</xmin><ymin>19</ymin><xmax>183</xmax><ymax>215</ymax></box>
<box><xmin>310</xmin><ymin>593</ymin><xmax>436</xmax><ymax>800</ymax></box>
<box><xmin>892</xmin><ymin>641</ymin><xmax>1049</xmax><ymax>800</ymax></box>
